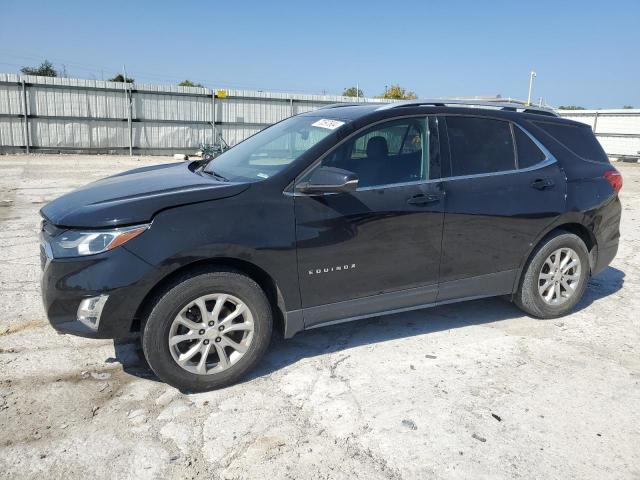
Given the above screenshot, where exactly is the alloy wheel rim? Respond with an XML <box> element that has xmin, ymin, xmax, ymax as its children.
<box><xmin>538</xmin><ymin>247</ymin><xmax>581</xmax><ymax>306</ymax></box>
<box><xmin>168</xmin><ymin>293</ymin><xmax>254</xmax><ymax>375</ymax></box>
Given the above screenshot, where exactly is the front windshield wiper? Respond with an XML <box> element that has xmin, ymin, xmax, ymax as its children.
<box><xmin>201</xmin><ymin>168</ymin><xmax>229</xmax><ymax>182</ymax></box>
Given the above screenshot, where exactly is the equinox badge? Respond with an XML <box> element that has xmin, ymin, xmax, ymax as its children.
<box><xmin>308</xmin><ymin>264</ymin><xmax>356</xmax><ymax>275</ymax></box>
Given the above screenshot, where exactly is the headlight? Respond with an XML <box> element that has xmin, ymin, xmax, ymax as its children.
<box><xmin>50</xmin><ymin>224</ymin><xmax>149</xmax><ymax>258</ymax></box>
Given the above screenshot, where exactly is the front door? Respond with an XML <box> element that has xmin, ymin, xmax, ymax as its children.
<box><xmin>293</xmin><ymin>116</ymin><xmax>445</xmax><ymax>327</ymax></box>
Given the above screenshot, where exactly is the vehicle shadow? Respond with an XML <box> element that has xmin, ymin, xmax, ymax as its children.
<box><xmin>575</xmin><ymin>265</ymin><xmax>625</xmax><ymax>312</ymax></box>
<box><xmin>112</xmin><ymin>266</ymin><xmax>624</xmax><ymax>389</ymax></box>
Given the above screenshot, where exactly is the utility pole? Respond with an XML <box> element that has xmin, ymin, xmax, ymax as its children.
<box><xmin>527</xmin><ymin>71</ymin><xmax>537</xmax><ymax>106</ymax></box>
<box><xmin>123</xmin><ymin>65</ymin><xmax>133</xmax><ymax>156</ymax></box>
<box><xmin>356</xmin><ymin>81</ymin><xmax>360</xmax><ymax>102</ymax></box>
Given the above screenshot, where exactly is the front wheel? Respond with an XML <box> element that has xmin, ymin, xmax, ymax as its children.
<box><xmin>142</xmin><ymin>270</ymin><xmax>272</xmax><ymax>391</ymax></box>
<box><xmin>515</xmin><ymin>231</ymin><xmax>590</xmax><ymax>318</ymax></box>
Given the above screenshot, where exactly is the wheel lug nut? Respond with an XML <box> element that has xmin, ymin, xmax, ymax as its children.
<box><xmin>203</xmin><ymin>339</ymin><xmax>209</xmax><ymax>345</ymax></box>
<box><xmin>218</xmin><ymin>325</ymin><xmax>224</xmax><ymax>331</ymax></box>
<box><xmin>215</xmin><ymin>337</ymin><xmax>221</xmax><ymax>343</ymax></box>
<box><xmin>199</xmin><ymin>329</ymin><xmax>205</xmax><ymax>335</ymax></box>
<box><xmin>208</xmin><ymin>321</ymin><xmax>214</xmax><ymax>326</ymax></box>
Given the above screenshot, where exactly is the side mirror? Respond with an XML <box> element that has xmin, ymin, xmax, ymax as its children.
<box><xmin>295</xmin><ymin>166</ymin><xmax>358</xmax><ymax>195</ymax></box>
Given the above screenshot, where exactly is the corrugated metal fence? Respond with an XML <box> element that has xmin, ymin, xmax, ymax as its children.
<box><xmin>1</xmin><ymin>73</ymin><xmax>638</xmax><ymax>159</ymax></box>
<box><xmin>0</xmin><ymin>73</ymin><xmax>385</xmax><ymax>155</ymax></box>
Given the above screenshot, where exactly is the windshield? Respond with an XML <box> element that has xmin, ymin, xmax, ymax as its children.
<box><xmin>204</xmin><ymin>116</ymin><xmax>346</xmax><ymax>181</ymax></box>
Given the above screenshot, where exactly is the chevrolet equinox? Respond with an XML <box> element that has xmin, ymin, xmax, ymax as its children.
<box><xmin>40</xmin><ymin>100</ymin><xmax>622</xmax><ymax>391</ymax></box>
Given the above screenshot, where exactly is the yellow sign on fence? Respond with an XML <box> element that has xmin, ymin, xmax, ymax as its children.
<box><xmin>216</xmin><ymin>90</ymin><xmax>228</xmax><ymax>99</ymax></box>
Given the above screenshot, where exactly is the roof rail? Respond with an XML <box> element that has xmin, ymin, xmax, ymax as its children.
<box><xmin>316</xmin><ymin>102</ymin><xmax>382</xmax><ymax>110</ymax></box>
<box><xmin>376</xmin><ymin>98</ymin><xmax>559</xmax><ymax>117</ymax></box>
<box><xmin>316</xmin><ymin>102</ymin><xmax>366</xmax><ymax>110</ymax></box>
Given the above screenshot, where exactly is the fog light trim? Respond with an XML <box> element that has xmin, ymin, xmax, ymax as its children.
<box><xmin>77</xmin><ymin>295</ymin><xmax>109</xmax><ymax>330</ymax></box>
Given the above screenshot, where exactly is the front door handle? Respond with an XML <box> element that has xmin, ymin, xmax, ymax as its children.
<box><xmin>531</xmin><ymin>178</ymin><xmax>555</xmax><ymax>190</ymax></box>
<box><xmin>407</xmin><ymin>193</ymin><xmax>442</xmax><ymax>205</ymax></box>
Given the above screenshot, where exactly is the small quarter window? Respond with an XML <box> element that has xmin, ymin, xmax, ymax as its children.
<box><xmin>514</xmin><ymin>127</ymin><xmax>546</xmax><ymax>168</ymax></box>
<box><xmin>534</xmin><ymin>121</ymin><xmax>608</xmax><ymax>163</ymax></box>
<box><xmin>446</xmin><ymin>117</ymin><xmax>515</xmax><ymax>176</ymax></box>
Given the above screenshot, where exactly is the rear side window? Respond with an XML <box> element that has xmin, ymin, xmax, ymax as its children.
<box><xmin>514</xmin><ymin>127</ymin><xmax>546</xmax><ymax>168</ymax></box>
<box><xmin>534</xmin><ymin>121</ymin><xmax>608</xmax><ymax>163</ymax></box>
<box><xmin>446</xmin><ymin>117</ymin><xmax>515</xmax><ymax>176</ymax></box>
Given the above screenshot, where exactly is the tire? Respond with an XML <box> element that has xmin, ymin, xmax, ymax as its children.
<box><xmin>515</xmin><ymin>231</ymin><xmax>590</xmax><ymax>319</ymax></box>
<box><xmin>142</xmin><ymin>269</ymin><xmax>272</xmax><ymax>391</ymax></box>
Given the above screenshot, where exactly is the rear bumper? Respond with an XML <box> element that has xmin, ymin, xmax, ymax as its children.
<box><xmin>593</xmin><ymin>241</ymin><xmax>618</xmax><ymax>276</ymax></box>
<box><xmin>592</xmin><ymin>195</ymin><xmax>621</xmax><ymax>276</ymax></box>
<box><xmin>40</xmin><ymin>245</ymin><xmax>158</xmax><ymax>339</ymax></box>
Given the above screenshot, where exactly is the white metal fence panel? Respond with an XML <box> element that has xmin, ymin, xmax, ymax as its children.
<box><xmin>29</xmin><ymin>86</ymin><xmax>128</xmax><ymax>119</ymax></box>
<box><xmin>0</xmin><ymin>117</ymin><xmax>23</xmax><ymax>146</ymax></box>
<box><xmin>29</xmin><ymin>119</ymin><xmax>128</xmax><ymax>149</ymax></box>
<box><xmin>133</xmin><ymin>92</ymin><xmax>211</xmax><ymax>121</ymax></box>
<box><xmin>0</xmin><ymin>83</ymin><xmax>23</xmax><ymax>116</ymax></box>
<box><xmin>135</xmin><ymin>122</ymin><xmax>211</xmax><ymax>150</ymax></box>
<box><xmin>1</xmin><ymin>73</ymin><xmax>638</xmax><ymax>158</ymax></box>
<box><xmin>0</xmin><ymin>74</ymin><xmax>388</xmax><ymax>154</ymax></box>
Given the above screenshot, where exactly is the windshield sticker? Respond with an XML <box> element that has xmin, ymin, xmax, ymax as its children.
<box><xmin>311</xmin><ymin>119</ymin><xmax>345</xmax><ymax>130</ymax></box>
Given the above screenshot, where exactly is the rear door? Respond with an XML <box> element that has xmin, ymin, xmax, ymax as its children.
<box><xmin>438</xmin><ymin>115</ymin><xmax>566</xmax><ymax>300</ymax></box>
<box><xmin>293</xmin><ymin>116</ymin><xmax>445</xmax><ymax>326</ymax></box>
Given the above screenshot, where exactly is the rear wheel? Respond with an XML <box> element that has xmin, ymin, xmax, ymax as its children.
<box><xmin>515</xmin><ymin>231</ymin><xmax>590</xmax><ymax>318</ymax></box>
<box><xmin>142</xmin><ymin>270</ymin><xmax>272</xmax><ymax>391</ymax></box>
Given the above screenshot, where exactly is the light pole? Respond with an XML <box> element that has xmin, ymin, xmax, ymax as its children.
<box><xmin>527</xmin><ymin>71</ymin><xmax>537</xmax><ymax>106</ymax></box>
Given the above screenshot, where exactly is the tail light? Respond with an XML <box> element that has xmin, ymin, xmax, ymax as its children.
<box><xmin>604</xmin><ymin>170</ymin><xmax>623</xmax><ymax>193</ymax></box>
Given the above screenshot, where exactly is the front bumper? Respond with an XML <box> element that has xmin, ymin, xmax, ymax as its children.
<box><xmin>40</xmin><ymin>243</ymin><xmax>158</xmax><ymax>339</ymax></box>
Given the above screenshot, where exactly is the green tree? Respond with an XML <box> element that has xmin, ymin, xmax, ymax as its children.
<box><xmin>623</xmin><ymin>105</ymin><xmax>634</xmax><ymax>109</ymax></box>
<box><xmin>178</xmin><ymin>79</ymin><xmax>204</xmax><ymax>87</ymax></box>
<box><xmin>378</xmin><ymin>84</ymin><xmax>417</xmax><ymax>100</ymax></box>
<box><xmin>20</xmin><ymin>60</ymin><xmax>57</xmax><ymax>77</ymax></box>
<box><xmin>109</xmin><ymin>74</ymin><xmax>134</xmax><ymax>83</ymax></box>
<box><xmin>342</xmin><ymin>86</ymin><xmax>364</xmax><ymax>98</ymax></box>
<box><xmin>557</xmin><ymin>105</ymin><xmax>585</xmax><ymax>110</ymax></box>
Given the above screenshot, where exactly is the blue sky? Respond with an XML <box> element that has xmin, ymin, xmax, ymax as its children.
<box><xmin>1</xmin><ymin>0</ymin><xmax>638</xmax><ymax>107</ymax></box>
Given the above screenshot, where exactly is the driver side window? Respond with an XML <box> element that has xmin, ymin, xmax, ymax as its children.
<box><xmin>323</xmin><ymin>117</ymin><xmax>429</xmax><ymax>188</ymax></box>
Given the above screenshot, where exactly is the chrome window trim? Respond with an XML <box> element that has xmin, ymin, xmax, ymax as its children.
<box><xmin>439</xmin><ymin>156</ymin><xmax>557</xmax><ymax>183</ymax></box>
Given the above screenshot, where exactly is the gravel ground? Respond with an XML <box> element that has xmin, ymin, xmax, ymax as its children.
<box><xmin>0</xmin><ymin>154</ymin><xmax>638</xmax><ymax>480</ymax></box>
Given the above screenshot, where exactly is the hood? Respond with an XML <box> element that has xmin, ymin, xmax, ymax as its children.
<box><xmin>41</xmin><ymin>161</ymin><xmax>249</xmax><ymax>228</ymax></box>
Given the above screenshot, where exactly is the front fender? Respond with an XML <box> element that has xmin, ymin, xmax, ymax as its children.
<box><xmin>123</xmin><ymin>191</ymin><xmax>301</xmax><ymax>312</ymax></box>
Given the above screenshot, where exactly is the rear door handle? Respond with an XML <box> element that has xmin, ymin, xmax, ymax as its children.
<box><xmin>531</xmin><ymin>178</ymin><xmax>555</xmax><ymax>190</ymax></box>
<box><xmin>407</xmin><ymin>193</ymin><xmax>442</xmax><ymax>205</ymax></box>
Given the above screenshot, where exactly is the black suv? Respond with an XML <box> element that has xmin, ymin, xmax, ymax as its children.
<box><xmin>40</xmin><ymin>100</ymin><xmax>622</xmax><ymax>391</ymax></box>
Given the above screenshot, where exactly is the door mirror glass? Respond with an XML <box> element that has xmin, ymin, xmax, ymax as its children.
<box><xmin>295</xmin><ymin>166</ymin><xmax>358</xmax><ymax>194</ymax></box>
